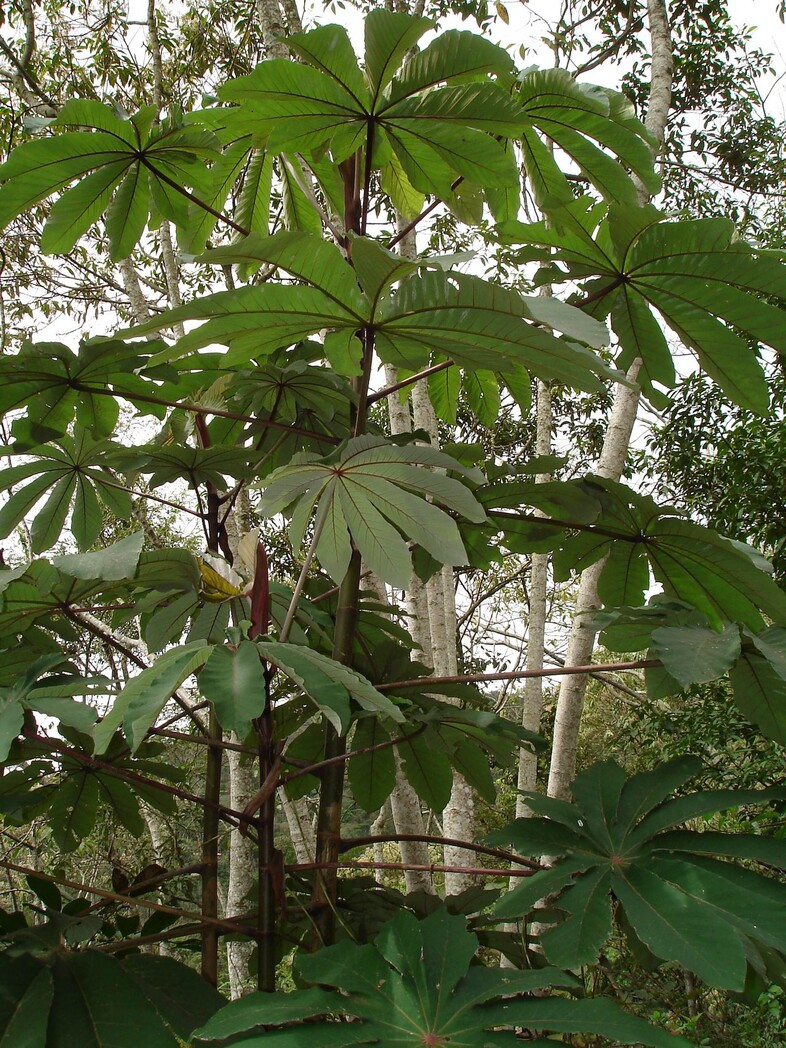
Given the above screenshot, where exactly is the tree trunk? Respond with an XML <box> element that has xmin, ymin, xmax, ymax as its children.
<box><xmin>410</xmin><ymin>382</ymin><xmax>475</xmax><ymax>894</ymax></box>
<box><xmin>515</xmin><ymin>380</ymin><xmax>553</xmax><ymax>815</ymax></box>
<box><xmin>225</xmin><ymin>745</ymin><xmax>256</xmax><ymax>998</ymax></box>
<box><xmin>279</xmin><ymin>791</ymin><xmax>315</xmax><ymax>865</ymax></box>
<box><xmin>547</xmin><ymin>0</ymin><xmax>673</xmax><ymax>801</ymax></box>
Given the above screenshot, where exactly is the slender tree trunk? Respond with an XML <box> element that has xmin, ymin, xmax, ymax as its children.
<box><xmin>547</xmin><ymin>0</ymin><xmax>673</xmax><ymax>801</ymax></box>
<box><xmin>225</xmin><ymin>745</ymin><xmax>256</xmax><ymax>998</ymax></box>
<box><xmin>369</xmin><ymin>802</ymin><xmax>390</xmax><ymax>885</ymax></box>
<box><xmin>200</xmin><ymin>709</ymin><xmax>222</xmax><ymax>986</ymax></box>
<box><xmin>141</xmin><ymin>805</ymin><xmax>173</xmax><ymax>956</ymax></box>
<box><xmin>380</xmin><ymin>220</ymin><xmax>437</xmax><ymax>894</ymax></box>
<box><xmin>410</xmin><ymin>381</ymin><xmax>475</xmax><ymax>894</ymax></box>
<box><xmin>279</xmin><ymin>791</ymin><xmax>315</xmax><ymax>865</ymax></box>
<box><xmin>515</xmin><ymin>380</ymin><xmax>553</xmax><ymax>814</ymax></box>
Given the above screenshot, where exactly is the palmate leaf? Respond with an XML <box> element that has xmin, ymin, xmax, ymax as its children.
<box><xmin>109</xmin><ymin>444</ymin><xmax>267</xmax><ymax>490</ymax></box>
<box><xmin>0</xmin><ymin>555</ymin><xmax>199</xmax><ymax>662</ymax></box>
<box><xmin>117</xmin><ymin>230</ymin><xmax>615</xmax><ymax>389</ymax></box>
<box><xmin>0</xmin><ymin>339</ymin><xmax>153</xmax><ymax>445</ymax></box>
<box><xmin>347</xmin><ymin>639</ymin><xmax>534</xmax><ymax>811</ymax></box>
<box><xmin>519</xmin><ymin>69</ymin><xmax>658</xmax><ymax>207</ymax></box>
<box><xmin>0</xmin><ymin>100</ymin><xmax>220</xmax><ymax>260</ymax></box>
<box><xmin>486</xmin><ymin>474</ymin><xmax>786</xmax><ymax>630</ymax></box>
<box><xmin>29</xmin><ymin>734</ymin><xmax>184</xmax><ymax>850</ymax></box>
<box><xmin>597</xmin><ymin>609</ymin><xmax>786</xmax><ymax>743</ymax></box>
<box><xmin>505</xmin><ymin>201</ymin><xmax>785</xmax><ymax>409</ymax></box>
<box><xmin>375</xmin><ymin>269</ymin><xmax>615</xmax><ymax>388</ymax></box>
<box><xmin>491</xmin><ymin>757</ymin><xmax>786</xmax><ymax>990</ymax></box>
<box><xmin>230</xmin><ymin>361</ymin><xmax>353</xmax><ymax>425</ymax></box>
<box><xmin>257</xmin><ymin>435</ymin><xmax>484</xmax><ymax>588</ymax></box>
<box><xmin>0</xmin><ymin>430</ymin><xmax>133</xmax><ymax>553</ymax></box>
<box><xmin>0</xmin><ymin>949</ymin><xmax>223</xmax><ymax>1047</ymax></box>
<box><xmin>217</xmin><ymin>16</ymin><xmax>518</xmax><ymax>196</ymax></box>
<box><xmin>193</xmin><ymin>908</ymin><xmax>687</xmax><ymax>1047</ymax></box>
<box><xmin>119</xmin><ymin>281</ymin><xmax>361</xmax><ymax>369</ymax></box>
<box><xmin>0</xmin><ymin>652</ymin><xmax>107</xmax><ymax>760</ymax></box>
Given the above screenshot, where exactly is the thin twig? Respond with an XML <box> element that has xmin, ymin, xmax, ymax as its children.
<box><xmin>340</xmin><ymin>833</ymin><xmax>541</xmax><ymax>870</ymax></box>
<box><xmin>377</xmin><ymin>659</ymin><xmax>660</xmax><ymax>691</ymax></box>
<box><xmin>367</xmin><ymin>359</ymin><xmax>455</xmax><ymax>406</ymax></box>
<box><xmin>289</xmin><ymin>859</ymin><xmax>536</xmax><ymax>878</ymax></box>
<box><xmin>0</xmin><ymin>858</ymin><xmax>244</xmax><ymax>933</ymax></box>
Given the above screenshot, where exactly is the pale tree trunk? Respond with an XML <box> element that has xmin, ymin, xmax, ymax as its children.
<box><xmin>386</xmin><ymin>218</ymin><xmax>475</xmax><ymax>894</ymax></box>
<box><xmin>141</xmin><ymin>805</ymin><xmax>174</xmax><ymax>956</ymax></box>
<box><xmin>225</xmin><ymin>748</ymin><xmax>257</xmax><ymax>998</ymax></box>
<box><xmin>279</xmin><ymin>791</ymin><xmax>315</xmax><ymax>865</ymax></box>
<box><xmin>514</xmin><ymin>380</ymin><xmax>553</xmax><ymax>816</ymax></box>
<box><xmin>382</xmin><ymin>349</ymin><xmax>436</xmax><ymax>893</ymax></box>
<box><xmin>410</xmin><ymin>381</ymin><xmax>475</xmax><ymax>894</ymax></box>
<box><xmin>369</xmin><ymin>801</ymin><xmax>390</xmax><ymax>885</ymax></box>
<box><xmin>256</xmin><ymin>0</ymin><xmax>288</xmax><ymax>57</ymax></box>
<box><xmin>547</xmin><ymin>0</ymin><xmax>673</xmax><ymax>801</ymax></box>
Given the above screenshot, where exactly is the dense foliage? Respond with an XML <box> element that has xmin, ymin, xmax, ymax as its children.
<box><xmin>0</xmin><ymin>2</ymin><xmax>785</xmax><ymax>1044</ymax></box>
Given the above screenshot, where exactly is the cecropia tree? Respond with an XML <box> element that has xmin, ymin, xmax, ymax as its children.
<box><xmin>0</xmin><ymin>2</ymin><xmax>784</xmax><ymax>1044</ymax></box>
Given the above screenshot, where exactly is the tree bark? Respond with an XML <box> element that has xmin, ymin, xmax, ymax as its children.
<box><xmin>225</xmin><ymin>745</ymin><xmax>256</xmax><ymax>998</ymax></box>
<box><xmin>515</xmin><ymin>380</ymin><xmax>553</xmax><ymax>815</ymax></box>
<box><xmin>410</xmin><ymin>381</ymin><xmax>475</xmax><ymax>894</ymax></box>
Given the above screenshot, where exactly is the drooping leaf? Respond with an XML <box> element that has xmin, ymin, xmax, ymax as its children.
<box><xmin>518</xmin><ymin>70</ymin><xmax>658</xmax><ymax>207</ymax></box>
<box><xmin>650</xmin><ymin>622</ymin><xmax>741</xmax><ymax>687</ymax></box>
<box><xmin>94</xmin><ymin>642</ymin><xmax>212</xmax><ymax>754</ymax></box>
<box><xmin>259</xmin><ymin>640</ymin><xmax>404</xmax><ymax>733</ymax></box>
<box><xmin>347</xmin><ymin>716</ymin><xmax>397</xmax><ymax>812</ymax></box>
<box><xmin>0</xmin><ymin>948</ymin><xmax>223</xmax><ymax>1047</ymax></box>
<box><xmin>0</xmin><ymin>432</ymin><xmax>133</xmax><ymax>554</ymax></box>
<box><xmin>257</xmin><ymin>435</ymin><xmax>485</xmax><ymax>588</ymax></box>
<box><xmin>198</xmin><ymin>641</ymin><xmax>266</xmax><ymax>735</ymax></box>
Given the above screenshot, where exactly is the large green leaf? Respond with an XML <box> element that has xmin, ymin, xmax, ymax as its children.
<box><xmin>0</xmin><ymin>339</ymin><xmax>172</xmax><ymax>446</ymax></box>
<box><xmin>504</xmin><ymin>202</ymin><xmax>783</xmax><ymax>409</ymax></box>
<box><xmin>0</xmin><ymin>102</ymin><xmax>219</xmax><ymax>259</ymax></box>
<box><xmin>347</xmin><ymin>716</ymin><xmax>397</xmax><ymax>812</ymax></box>
<box><xmin>218</xmin><ymin>19</ymin><xmax>519</xmax><ymax>197</ymax></box>
<box><xmin>376</xmin><ymin>270</ymin><xmax>615</xmax><ymax>388</ymax></box>
<box><xmin>0</xmin><ymin>431</ymin><xmax>135</xmax><ymax>553</ymax></box>
<box><xmin>518</xmin><ymin>70</ymin><xmax>658</xmax><ymax>206</ymax></box>
<box><xmin>193</xmin><ymin>230</ymin><xmax>365</xmax><ymax>314</ymax></box>
<box><xmin>399</xmin><ymin>729</ymin><xmax>454</xmax><ymax>812</ymax></box>
<box><xmin>487</xmin><ymin>474</ymin><xmax>786</xmax><ymax>630</ymax></box>
<box><xmin>259</xmin><ymin>640</ymin><xmax>404</xmax><ymax>733</ymax></box>
<box><xmin>118</xmin><ymin>282</ymin><xmax>361</xmax><ymax>368</ymax></box>
<box><xmin>257</xmin><ymin>435</ymin><xmax>484</xmax><ymax>588</ymax></box>
<box><xmin>650</xmin><ymin>622</ymin><xmax>741</xmax><ymax>686</ymax></box>
<box><xmin>364</xmin><ymin>9</ymin><xmax>433</xmax><ymax>102</ymax></box>
<box><xmin>729</xmin><ymin>647</ymin><xmax>786</xmax><ymax>744</ymax></box>
<box><xmin>198</xmin><ymin>641</ymin><xmax>267</xmax><ymax>735</ymax></box>
<box><xmin>0</xmin><ymin>949</ymin><xmax>223</xmax><ymax>1047</ymax></box>
<box><xmin>93</xmin><ymin>641</ymin><xmax>212</xmax><ymax>754</ymax></box>
<box><xmin>193</xmin><ymin>908</ymin><xmax>687</xmax><ymax>1046</ymax></box>
<box><xmin>491</xmin><ymin>758</ymin><xmax>786</xmax><ymax>990</ymax></box>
